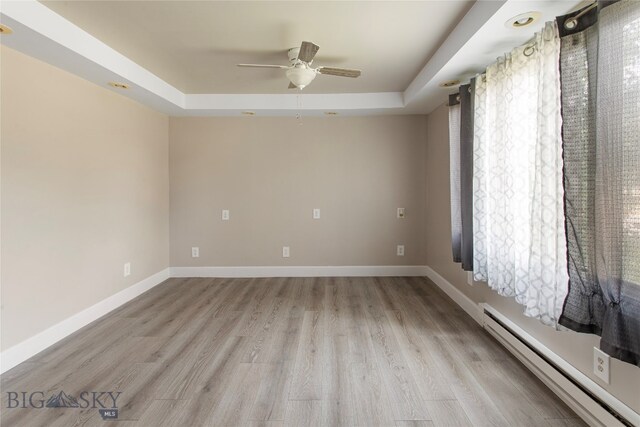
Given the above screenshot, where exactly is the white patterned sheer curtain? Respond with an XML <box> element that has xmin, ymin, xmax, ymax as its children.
<box><xmin>473</xmin><ymin>21</ymin><xmax>569</xmax><ymax>327</ymax></box>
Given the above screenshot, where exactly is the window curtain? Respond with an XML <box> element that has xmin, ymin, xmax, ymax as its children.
<box><xmin>459</xmin><ymin>84</ymin><xmax>475</xmax><ymax>272</ymax></box>
<box><xmin>448</xmin><ymin>95</ymin><xmax>462</xmax><ymax>263</ymax></box>
<box><xmin>557</xmin><ymin>0</ymin><xmax>640</xmax><ymax>366</ymax></box>
<box><xmin>472</xmin><ymin>21</ymin><xmax>569</xmax><ymax>326</ymax></box>
<box><xmin>447</xmin><ymin>86</ymin><xmax>474</xmax><ymax>271</ymax></box>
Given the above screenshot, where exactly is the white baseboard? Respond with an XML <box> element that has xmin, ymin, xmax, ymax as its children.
<box><xmin>423</xmin><ymin>266</ymin><xmax>483</xmax><ymax>324</ymax></box>
<box><xmin>0</xmin><ymin>268</ymin><xmax>170</xmax><ymax>374</ymax></box>
<box><xmin>170</xmin><ymin>265</ymin><xmax>429</xmax><ymax>278</ymax></box>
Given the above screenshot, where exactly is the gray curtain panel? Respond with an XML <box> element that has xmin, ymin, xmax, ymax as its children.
<box><xmin>447</xmin><ymin>84</ymin><xmax>474</xmax><ymax>271</ymax></box>
<box><xmin>448</xmin><ymin>94</ymin><xmax>462</xmax><ymax>263</ymax></box>
<box><xmin>558</xmin><ymin>0</ymin><xmax>640</xmax><ymax>366</ymax></box>
<box><xmin>459</xmin><ymin>83</ymin><xmax>474</xmax><ymax>271</ymax></box>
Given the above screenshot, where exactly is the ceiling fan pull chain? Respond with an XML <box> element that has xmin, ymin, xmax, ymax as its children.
<box><xmin>296</xmin><ymin>96</ymin><xmax>303</xmax><ymax>125</ymax></box>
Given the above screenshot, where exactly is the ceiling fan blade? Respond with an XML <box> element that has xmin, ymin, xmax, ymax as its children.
<box><xmin>298</xmin><ymin>41</ymin><xmax>320</xmax><ymax>63</ymax></box>
<box><xmin>318</xmin><ymin>67</ymin><xmax>361</xmax><ymax>78</ymax></box>
<box><xmin>288</xmin><ymin>82</ymin><xmax>297</xmax><ymax>89</ymax></box>
<box><xmin>237</xmin><ymin>64</ymin><xmax>289</xmax><ymax>69</ymax></box>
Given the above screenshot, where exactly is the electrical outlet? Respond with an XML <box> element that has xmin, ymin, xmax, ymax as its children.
<box><xmin>397</xmin><ymin>208</ymin><xmax>406</xmax><ymax>219</ymax></box>
<box><xmin>313</xmin><ymin>208</ymin><xmax>321</xmax><ymax>219</ymax></box>
<box><xmin>222</xmin><ymin>209</ymin><xmax>230</xmax><ymax>221</ymax></box>
<box><xmin>192</xmin><ymin>247</ymin><xmax>200</xmax><ymax>258</ymax></box>
<box><xmin>593</xmin><ymin>347</ymin><xmax>610</xmax><ymax>384</ymax></box>
<box><xmin>397</xmin><ymin>245</ymin><xmax>405</xmax><ymax>256</ymax></box>
<box><xmin>123</xmin><ymin>262</ymin><xmax>131</xmax><ymax>277</ymax></box>
<box><xmin>282</xmin><ymin>246</ymin><xmax>290</xmax><ymax>258</ymax></box>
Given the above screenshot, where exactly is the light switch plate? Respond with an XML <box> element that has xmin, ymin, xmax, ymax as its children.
<box><xmin>593</xmin><ymin>347</ymin><xmax>610</xmax><ymax>384</ymax></box>
<box><xmin>313</xmin><ymin>208</ymin><xmax>321</xmax><ymax>219</ymax></box>
<box><xmin>282</xmin><ymin>246</ymin><xmax>290</xmax><ymax>258</ymax></box>
<box><xmin>192</xmin><ymin>247</ymin><xmax>200</xmax><ymax>258</ymax></box>
<box><xmin>222</xmin><ymin>209</ymin><xmax>230</xmax><ymax>221</ymax></box>
<box><xmin>397</xmin><ymin>245</ymin><xmax>405</xmax><ymax>256</ymax></box>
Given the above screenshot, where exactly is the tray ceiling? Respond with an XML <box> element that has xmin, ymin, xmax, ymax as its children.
<box><xmin>1</xmin><ymin>1</ymin><xmax>583</xmax><ymax>115</ymax></box>
<box><xmin>41</xmin><ymin>1</ymin><xmax>472</xmax><ymax>94</ymax></box>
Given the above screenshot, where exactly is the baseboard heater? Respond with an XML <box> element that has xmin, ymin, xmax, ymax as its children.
<box><xmin>479</xmin><ymin>303</ymin><xmax>638</xmax><ymax>427</ymax></box>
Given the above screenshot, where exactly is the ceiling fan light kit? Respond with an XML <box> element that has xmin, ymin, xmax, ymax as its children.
<box><xmin>286</xmin><ymin>67</ymin><xmax>317</xmax><ymax>90</ymax></box>
<box><xmin>237</xmin><ymin>41</ymin><xmax>361</xmax><ymax>90</ymax></box>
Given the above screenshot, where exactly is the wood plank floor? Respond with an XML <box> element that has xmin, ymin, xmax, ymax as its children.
<box><xmin>1</xmin><ymin>277</ymin><xmax>585</xmax><ymax>426</ymax></box>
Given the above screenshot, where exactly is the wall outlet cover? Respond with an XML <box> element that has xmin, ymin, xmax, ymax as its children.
<box><xmin>313</xmin><ymin>208</ymin><xmax>321</xmax><ymax>219</ymax></box>
<box><xmin>123</xmin><ymin>262</ymin><xmax>131</xmax><ymax>277</ymax></box>
<box><xmin>593</xmin><ymin>346</ymin><xmax>610</xmax><ymax>384</ymax></box>
<box><xmin>191</xmin><ymin>247</ymin><xmax>200</xmax><ymax>258</ymax></box>
<box><xmin>397</xmin><ymin>245</ymin><xmax>405</xmax><ymax>256</ymax></box>
<box><xmin>282</xmin><ymin>246</ymin><xmax>290</xmax><ymax>258</ymax></box>
<box><xmin>222</xmin><ymin>210</ymin><xmax>230</xmax><ymax>221</ymax></box>
<box><xmin>397</xmin><ymin>207</ymin><xmax>406</xmax><ymax>219</ymax></box>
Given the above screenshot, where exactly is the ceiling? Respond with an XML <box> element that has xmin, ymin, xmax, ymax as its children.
<box><xmin>1</xmin><ymin>1</ymin><xmax>584</xmax><ymax>116</ymax></box>
<box><xmin>41</xmin><ymin>1</ymin><xmax>472</xmax><ymax>94</ymax></box>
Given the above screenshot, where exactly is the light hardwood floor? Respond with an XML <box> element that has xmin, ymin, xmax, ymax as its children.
<box><xmin>1</xmin><ymin>277</ymin><xmax>585</xmax><ymax>426</ymax></box>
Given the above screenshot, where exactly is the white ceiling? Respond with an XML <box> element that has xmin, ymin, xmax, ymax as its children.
<box><xmin>41</xmin><ymin>1</ymin><xmax>473</xmax><ymax>94</ymax></box>
<box><xmin>0</xmin><ymin>0</ymin><xmax>583</xmax><ymax>116</ymax></box>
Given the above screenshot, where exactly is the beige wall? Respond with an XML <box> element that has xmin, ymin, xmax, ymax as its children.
<box><xmin>4</xmin><ymin>42</ymin><xmax>636</xmax><ymax>415</ymax></box>
<box><xmin>425</xmin><ymin>103</ymin><xmax>640</xmax><ymax>413</ymax></box>
<box><xmin>170</xmin><ymin>116</ymin><xmax>427</xmax><ymax>267</ymax></box>
<box><xmin>0</xmin><ymin>47</ymin><xmax>170</xmax><ymax>351</ymax></box>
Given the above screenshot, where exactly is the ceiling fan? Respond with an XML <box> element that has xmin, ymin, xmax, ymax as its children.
<box><xmin>237</xmin><ymin>41</ymin><xmax>361</xmax><ymax>90</ymax></box>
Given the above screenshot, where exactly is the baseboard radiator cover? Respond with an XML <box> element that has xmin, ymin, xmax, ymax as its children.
<box><xmin>480</xmin><ymin>303</ymin><xmax>638</xmax><ymax>427</ymax></box>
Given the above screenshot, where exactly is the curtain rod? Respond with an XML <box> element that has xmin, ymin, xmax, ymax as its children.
<box><xmin>463</xmin><ymin>2</ymin><xmax>599</xmax><ymax>86</ymax></box>
<box><xmin>564</xmin><ymin>2</ymin><xmax>597</xmax><ymax>30</ymax></box>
